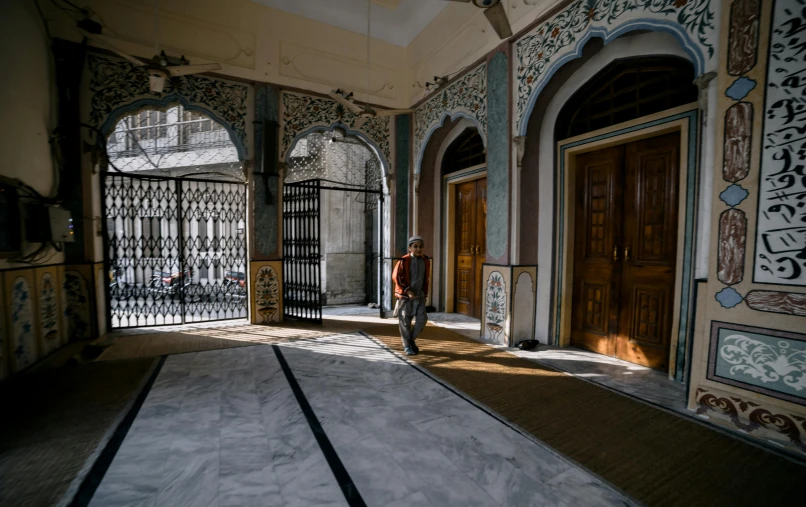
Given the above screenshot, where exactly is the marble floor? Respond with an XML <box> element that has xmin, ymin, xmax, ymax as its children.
<box><xmin>89</xmin><ymin>332</ymin><xmax>634</xmax><ymax>507</ymax></box>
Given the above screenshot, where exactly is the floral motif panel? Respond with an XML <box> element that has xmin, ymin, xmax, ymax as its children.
<box><xmin>413</xmin><ymin>63</ymin><xmax>487</xmax><ymax>172</ymax></box>
<box><xmin>88</xmin><ymin>55</ymin><xmax>249</xmax><ymax>155</ymax></box>
<box><xmin>254</xmin><ymin>265</ymin><xmax>280</xmax><ymax>324</ymax></box>
<box><xmin>63</xmin><ymin>270</ymin><xmax>91</xmax><ymax>341</ymax></box>
<box><xmin>514</xmin><ymin>0</ymin><xmax>717</xmax><ymax>134</ymax></box>
<box><xmin>485</xmin><ymin>271</ymin><xmax>506</xmax><ymax>343</ymax></box>
<box><xmin>280</xmin><ymin>92</ymin><xmax>391</xmax><ymax>167</ymax></box>
<box><xmin>708</xmin><ymin>321</ymin><xmax>806</xmax><ymax>406</ymax></box>
<box><xmin>11</xmin><ymin>276</ymin><xmax>36</xmax><ymax>372</ymax></box>
<box><xmin>39</xmin><ymin>272</ymin><xmax>61</xmax><ymax>355</ymax></box>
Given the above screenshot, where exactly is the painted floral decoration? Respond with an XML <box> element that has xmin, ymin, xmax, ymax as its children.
<box><xmin>486</xmin><ymin>271</ymin><xmax>506</xmax><ymax>342</ymax></box>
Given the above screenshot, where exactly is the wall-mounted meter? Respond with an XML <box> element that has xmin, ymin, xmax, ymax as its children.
<box><xmin>25</xmin><ymin>204</ymin><xmax>75</xmax><ymax>243</ymax></box>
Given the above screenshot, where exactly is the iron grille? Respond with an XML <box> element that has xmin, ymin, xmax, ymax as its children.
<box><xmin>283</xmin><ymin>179</ymin><xmax>322</xmax><ymax>321</ymax></box>
<box><xmin>104</xmin><ymin>172</ymin><xmax>247</xmax><ymax>328</ymax></box>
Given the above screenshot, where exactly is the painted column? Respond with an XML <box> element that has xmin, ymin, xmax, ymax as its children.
<box><xmin>395</xmin><ymin>114</ymin><xmax>410</xmax><ymax>256</ymax></box>
<box><xmin>250</xmin><ymin>84</ymin><xmax>282</xmax><ymax>323</ymax></box>
<box><xmin>486</xmin><ymin>51</ymin><xmax>510</xmax><ymax>264</ymax></box>
<box><xmin>252</xmin><ymin>85</ymin><xmax>280</xmax><ymax>260</ymax></box>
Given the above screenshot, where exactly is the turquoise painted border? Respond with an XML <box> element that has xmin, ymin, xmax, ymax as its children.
<box><xmin>555</xmin><ymin>109</ymin><xmax>699</xmax><ymax>381</ymax></box>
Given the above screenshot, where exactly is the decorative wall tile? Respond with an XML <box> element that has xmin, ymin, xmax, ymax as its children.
<box><xmin>753</xmin><ymin>0</ymin><xmax>806</xmax><ymax>286</ymax></box>
<box><xmin>514</xmin><ymin>0</ymin><xmax>717</xmax><ymax>134</ymax></box>
<box><xmin>722</xmin><ymin>102</ymin><xmax>753</xmax><ymax>182</ymax></box>
<box><xmin>413</xmin><ymin>62</ymin><xmax>487</xmax><ymax>171</ymax></box>
<box><xmin>717</xmin><ymin>209</ymin><xmax>747</xmax><ymax>285</ymax></box>
<box><xmin>36</xmin><ymin>270</ymin><xmax>61</xmax><ymax>356</ymax></box>
<box><xmin>62</xmin><ymin>270</ymin><xmax>91</xmax><ymax>341</ymax></box>
<box><xmin>250</xmin><ymin>261</ymin><xmax>282</xmax><ymax>324</ymax></box>
<box><xmin>718</xmin><ymin>184</ymin><xmax>749</xmax><ymax>206</ymax></box>
<box><xmin>727</xmin><ymin>0</ymin><xmax>760</xmax><ymax>76</ymax></box>
<box><xmin>8</xmin><ymin>273</ymin><xmax>37</xmax><ymax>372</ymax></box>
<box><xmin>724</xmin><ymin>76</ymin><xmax>757</xmax><ymax>100</ymax></box>
<box><xmin>715</xmin><ymin>286</ymin><xmax>743</xmax><ymax>308</ymax></box>
<box><xmin>280</xmin><ymin>91</ymin><xmax>390</xmax><ymax>166</ymax></box>
<box><xmin>88</xmin><ymin>55</ymin><xmax>250</xmax><ymax>156</ymax></box>
<box><xmin>485</xmin><ymin>271</ymin><xmax>507</xmax><ymax>344</ymax></box>
<box><xmin>695</xmin><ymin>386</ymin><xmax>806</xmax><ymax>452</ymax></box>
<box><xmin>708</xmin><ymin>321</ymin><xmax>806</xmax><ymax>406</ymax></box>
<box><xmin>745</xmin><ymin>290</ymin><xmax>806</xmax><ymax>317</ymax></box>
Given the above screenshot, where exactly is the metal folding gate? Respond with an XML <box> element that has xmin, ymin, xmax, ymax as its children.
<box><xmin>283</xmin><ymin>179</ymin><xmax>384</xmax><ymax>322</ymax></box>
<box><xmin>103</xmin><ymin>172</ymin><xmax>248</xmax><ymax>328</ymax></box>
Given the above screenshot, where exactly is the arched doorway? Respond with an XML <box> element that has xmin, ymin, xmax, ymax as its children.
<box><xmin>102</xmin><ymin>103</ymin><xmax>247</xmax><ymax>328</ymax></box>
<box><xmin>520</xmin><ymin>31</ymin><xmax>702</xmax><ymax>376</ymax></box>
<box><xmin>558</xmin><ymin>57</ymin><xmax>697</xmax><ymax>370</ymax></box>
<box><xmin>283</xmin><ymin>127</ymin><xmax>387</xmax><ymax>321</ymax></box>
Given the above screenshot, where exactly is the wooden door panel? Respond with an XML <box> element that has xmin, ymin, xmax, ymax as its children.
<box><xmin>570</xmin><ymin>146</ymin><xmax>623</xmax><ymax>356</ymax></box>
<box><xmin>618</xmin><ymin>133</ymin><xmax>679</xmax><ymax>370</ymax></box>
<box><xmin>455</xmin><ymin>181</ymin><xmax>476</xmax><ymax>317</ymax></box>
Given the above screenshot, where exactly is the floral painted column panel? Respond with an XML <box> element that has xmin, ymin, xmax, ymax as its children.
<box><xmin>62</xmin><ymin>269</ymin><xmax>91</xmax><ymax>341</ymax></box>
<box><xmin>250</xmin><ymin>261</ymin><xmax>282</xmax><ymax>324</ymax></box>
<box><xmin>6</xmin><ymin>271</ymin><xmax>38</xmax><ymax>372</ymax></box>
<box><xmin>36</xmin><ymin>268</ymin><xmax>62</xmax><ymax>356</ymax></box>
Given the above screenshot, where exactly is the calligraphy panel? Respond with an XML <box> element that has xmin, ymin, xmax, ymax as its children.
<box><xmin>753</xmin><ymin>0</ymin><xmax>806</xmax><ymax>286</ymax></box>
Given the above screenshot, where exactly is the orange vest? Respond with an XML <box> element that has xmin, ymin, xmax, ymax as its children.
<box><xmin>392</xmin><ymin>254</ymin><xmax>431</xmax><ymax>299</ymax></box>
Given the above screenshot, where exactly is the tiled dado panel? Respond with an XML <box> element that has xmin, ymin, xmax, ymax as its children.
<box><xmin>707</xmin><ymin>321</ymin><xmax>806</xmax><ymax>407</ymax></box>
<box><xmin>1</xmin><ymin>265</ymin><xmax>86</xmax><ymax>378</ymax></box>
<box><xmin>250</xmin><ymin>261</ymin><xmax>282</xmax><ymax>324</ymax></box>
<box><xmin>480</xmin><ymin>265</ymin><xmax>537</xmax><ymax>347</ymax></box>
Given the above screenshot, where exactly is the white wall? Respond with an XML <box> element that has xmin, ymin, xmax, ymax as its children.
<box><xmin>0</xmin><ymin>0</ymin><xmax>63</xmax><ymax>269</ymax></box>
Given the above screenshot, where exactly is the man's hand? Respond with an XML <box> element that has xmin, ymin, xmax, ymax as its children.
<box><xmin>406</xmin><ymin>289</ymin><xmax>416</xmax><ymax>298</ymax></box>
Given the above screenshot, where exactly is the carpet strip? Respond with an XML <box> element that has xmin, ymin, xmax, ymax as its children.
<box><xmin>365</xmin><ymin>323</ymin><xmax>803</xmax><ymax>506</ymax></box>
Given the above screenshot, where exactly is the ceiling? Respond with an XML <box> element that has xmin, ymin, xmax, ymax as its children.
<box><xmin>249</xmin><ymin>0</ymin><xmax>450</xmax><ymax>47</ymax></box>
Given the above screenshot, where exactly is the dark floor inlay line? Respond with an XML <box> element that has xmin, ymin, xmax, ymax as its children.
<box><xmin>272</xmin><ymin>344</ymin><xmax>367</xmax><ymax>507</ymax></box>
<box><xmin>69</xmin><ymin>355</ymin><xmax>167</xmax><ymax>507</ymax></box>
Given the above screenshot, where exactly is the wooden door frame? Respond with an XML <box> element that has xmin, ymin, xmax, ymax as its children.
<box><xmin>442</xmin><ymin>165</ymin><xmax>487</xmax><ymax>313</ymax></box>
<box><xmin>554</xmin><ymin>104</ymin><xmax>699</xmax><ymax>379</ymax></box>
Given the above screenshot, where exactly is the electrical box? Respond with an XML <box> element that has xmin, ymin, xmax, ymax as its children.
<box><xmin>25</xmin><ymin>204</ymin><xmax>75</xmax><ymax>243</ymax></box>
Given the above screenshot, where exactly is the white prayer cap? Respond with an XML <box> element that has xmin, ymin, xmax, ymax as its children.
<box><xmin>408</xmin><ymin>235</ymin><xmax>424</xmax><ymax>246</ymax></box>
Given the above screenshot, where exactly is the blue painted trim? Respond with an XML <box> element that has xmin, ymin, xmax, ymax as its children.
<box><xmin>286</xmin><ymin>122</ymin><xmax>390</xmax><ymax>177</ymax></box>
<box><xmin>518</xmin><ymin>19</ymin><xmax>706</xmax><ymax>136</ymax></box>
<box><xmin>555</xmin><ymin>109</ymin><xmax>699</xmax><ymax>381</ymax></box>
<box><xmin>98</xmin><ymin>94</ymin><xmax>248</xmax><ymax>160</ymax></box>
<box><xmin>415</xmin><ymin>111</ymin><xmax>486</xmax><ymax>176</ymax></box>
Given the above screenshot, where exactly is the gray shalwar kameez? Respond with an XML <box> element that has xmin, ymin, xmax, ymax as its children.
<box><xmin>399</xmin><ymin>255</ymin><xmax>428</xmax><ymax>350</ymax></box>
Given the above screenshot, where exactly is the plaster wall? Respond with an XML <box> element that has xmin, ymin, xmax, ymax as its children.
<box><xmin>0</xmin><ymin>0</ymin><xmax>64</xmax><ymax>270</ymax></box>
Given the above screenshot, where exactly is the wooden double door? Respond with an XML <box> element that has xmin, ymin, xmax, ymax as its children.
<box><xmin>455</xmin><ymin>178</ymin><xmax>487</xmax><ymax>318</ymax></box>
<box><xmin>570</xmin><ymin>133</ymin><xmax>679</xmax><ymax>371</ymax></box>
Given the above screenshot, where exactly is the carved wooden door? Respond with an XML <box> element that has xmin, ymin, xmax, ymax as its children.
<box><xmin>570</xmin><ymin>146</ymin><xmax>624</xmax><ymax>357</ymax></box>
<box><xmin>617</xmin><ymin>133</ymin><xmax>679</xmax><ymax>370</ymax></box>
<box><xmin>571</xmin><ymin>133</ymin><xmax>679</xmax><ymax>370</ymax></box>
<box><xmin>455</xmin><ymin>178</ymin><xmax>487</xmax><ymax>318</ymax></box>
